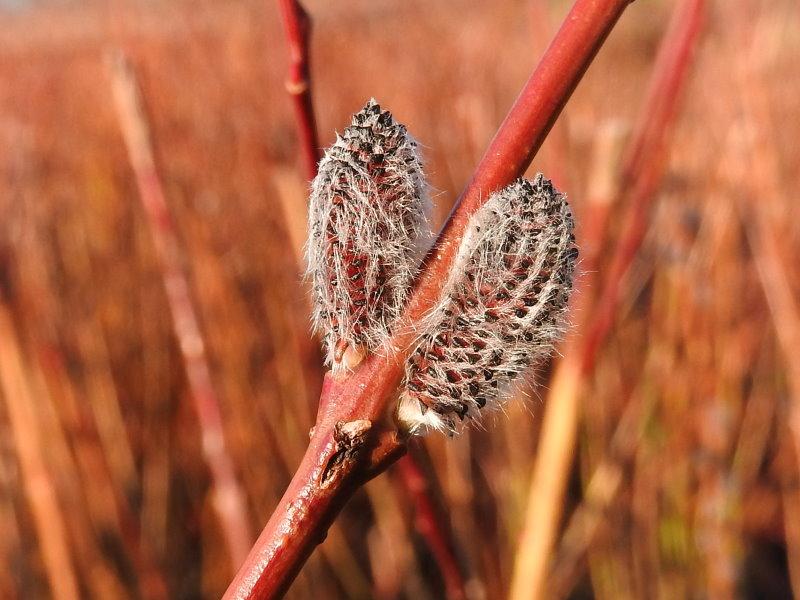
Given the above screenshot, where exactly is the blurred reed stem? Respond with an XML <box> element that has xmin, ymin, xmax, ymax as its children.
<box><xmin>108</xmin><ymin>50</ymin><xmax>253</xmax><ymax>571</ymax></box>
<box><xmin>730</xmin><ymin>8</ymin><xmax>800</xmax><ymax>593</ymax></box>
<box><xmin>0</xmin><ymin>299</ymin><xmax>80</xmax><ymax>600</ymax></box>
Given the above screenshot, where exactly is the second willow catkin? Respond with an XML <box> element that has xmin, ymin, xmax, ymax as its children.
<box><xmin>307</xmin><ymin>99</ymin><xmax>428</xmax><ymax>371</ymax></box>
<box><xmin>397</xmin><ymin>175</ymin><xmax>577</xmax><ymax>434</ymax></box>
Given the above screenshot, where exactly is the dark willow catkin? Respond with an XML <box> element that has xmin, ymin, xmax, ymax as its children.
<box><xmin>306</xmin><ymin>102</ymin><xmax>576</xmax><ymax>431</ymax></box>
<box><xmin>397</xmin><ymin>175</ymin><xmax>577</xmax><ymax>434</ymax></box>
<box><xmin>307</xmin><ymin>99</ymin><xmax>428</xmax><ymax>371</ymax></box>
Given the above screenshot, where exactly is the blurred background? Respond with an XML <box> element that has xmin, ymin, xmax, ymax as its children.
<box><xmin>1</xmin><ymin>0</ymin><xmax>799</xmax><ymax>598</ymax></box>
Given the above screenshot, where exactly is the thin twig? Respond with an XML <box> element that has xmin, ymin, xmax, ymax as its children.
<box><xmin>274</xmin><ymin>3</ymin><xmax>468</xmax><ymax>594</ymax></box>
<box><xmin>509</xmin><ymin>1</ymin><xmax>705</xmax><ymax>597</ymax></box>
<box><xmin>397</xmin><ymin>447</ymin><xmax>466</xmax><ymax>600</ymax></box>
<box><xmin>277</xmin><ymin>0</ymin><xmax>320</xmax><ymax>180</ymax></box>
<box><xmin>108</xmin><ymin>51</ymin><xmax>253</xmax><ymax>570</ymax></box>
<box><xmin>579</xmin><ymin>0</ymin><xmax>705</xmax><ymax>374</ymax></box>
<box><xmin>224</xmin><ymin>1</ymin><xmax>631</xmax><ymax>597</ymax></box>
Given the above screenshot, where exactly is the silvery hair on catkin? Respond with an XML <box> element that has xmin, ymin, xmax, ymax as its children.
<box><xmin>397</xmin><ymin>175</ymin><xmax>577</xmax><ymax>434</ymax></box>
<box><xmin>306</xmin><ymin>99</ymin><xmax>429</xmax><ymax>371</ymax></box>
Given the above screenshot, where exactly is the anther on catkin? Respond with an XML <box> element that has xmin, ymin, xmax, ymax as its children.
<box><xmin>397</xmin><ymin>175</ymin><xmax>577</xmax><ymax>434</ymax></box>
<box><xmin>307</xmin><ymin>99</ymin><xmax>428</xmax><ymax>371</ymax></box>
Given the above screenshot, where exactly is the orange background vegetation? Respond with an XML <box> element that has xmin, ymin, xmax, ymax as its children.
<box><xmin>1</xmin><ymin>0</ymin><xmax>799</xmax><ymax>598</ymax></box>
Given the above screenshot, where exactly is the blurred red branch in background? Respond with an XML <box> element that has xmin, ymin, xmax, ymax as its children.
<box><xmin>0</xmin><ymin>304</ymin><xmax>80</xmax><ymax>600</ymax></box>
<box><xmin>108</xmin><ymin>52</ymin><xmax>253</xmax><ymax>572</ymax></box>
<box><xmin>510</xmin><ymin>0</ymin><xmax>706</xmax><ymax>597</ymax></box>
<box><xmin>225</xmin><ymin>0</ymin><xmax>631</xmax><ymax>597</ymax></box>
<box><xmin>580</xmin><ymin>0</ymin><xmax>705</xmax><ymax>373</ymax></box>
<box><xmin>397</xmin><ymin>448</ymin><xmax>467</xmax><ymax>600</ymax></box>
<box><xmin>277</xmin><ymin>0</ymin><xmax>320</xmax><ymax>180</ymax></box>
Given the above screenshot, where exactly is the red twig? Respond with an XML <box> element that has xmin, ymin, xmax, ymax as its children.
<box><xmin>108</xmin><ymin>51</ymin><xmax>253</xmax><ymax>570</ymax></box>
<box><xmin>277</xmin><ymin>0</ymin><xmax>320</xmax><ymax>180</ymax></box>
<box><xmin>275</xmin><ymin>3</ymin><xmax>468</xmax><ymax>594</ymax></box>
<box><xmin>396</xmin><ymin>447</ymin><xmax>466</xmax><ymax>600</ymax></box>
<box><xmin>224</xmin><ymin>1</ymin><xmax>631</xmax><ymax>597</ymax></box>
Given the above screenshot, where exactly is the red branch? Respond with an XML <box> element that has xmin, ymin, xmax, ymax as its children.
<box><xmin>224</xmin><ymin>0</ymin><xmax>631</xmax><ymax>597</ymax></box>
<box><xmin>579</xmin><ymin>0</ymin><xmax>705</xmax><ymax>374</ymax></box>
<box><xmin>277</xmin><ymin>0</ymin><xmax>321</xmax><ymax>180</ymax></box>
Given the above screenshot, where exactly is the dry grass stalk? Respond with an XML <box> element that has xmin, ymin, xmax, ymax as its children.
<box><xmin>107</xmin><ymin>50</ymin><xmax>253</xmax><ymax>571</ymax></box>
<box><xmin>729</xmin><ymin>10</ymin><xmax>800</xmax><ymax>594</ymax></box>
<box><xmin>0</xmin><ymin>301</ymin><xmax>80</xmax><ymax>600</ymax></box>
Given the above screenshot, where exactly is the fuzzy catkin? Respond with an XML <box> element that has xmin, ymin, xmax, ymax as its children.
<box><xmin>307</xmin><ymin>99</ymin><xmax>428</xmax><ymax>370</ymax></box>
<box><xmin>397</xmin><ymin>175</ymin><xmax>577</xmax><ymax>434</ymax></box>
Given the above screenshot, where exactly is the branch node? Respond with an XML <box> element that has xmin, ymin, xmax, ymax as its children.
<box><xmin>320</xmin><ymin>419</ymin><xmax>373</xmax><ymax>487</ymax></box>
<box><xmin>285</xmin><ymin>78</ymin><xmax>310</xmax><ymax>96</ymax></box>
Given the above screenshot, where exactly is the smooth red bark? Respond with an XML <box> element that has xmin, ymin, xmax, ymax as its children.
<box><xmin>277</xmin><ymin>0</ymin><xmax>321</xmax><ymax>180</ymax></box>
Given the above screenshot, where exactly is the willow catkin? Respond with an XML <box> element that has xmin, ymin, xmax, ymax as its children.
<box><xmin>307</xmin><ymin>99</ymin><xmax>428</xmax><ymax>371</ymax></box>
<box><xmin>397</xmin><ymin>175</ymin><xmax>577</xmax><ymax>434</ymax></box>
